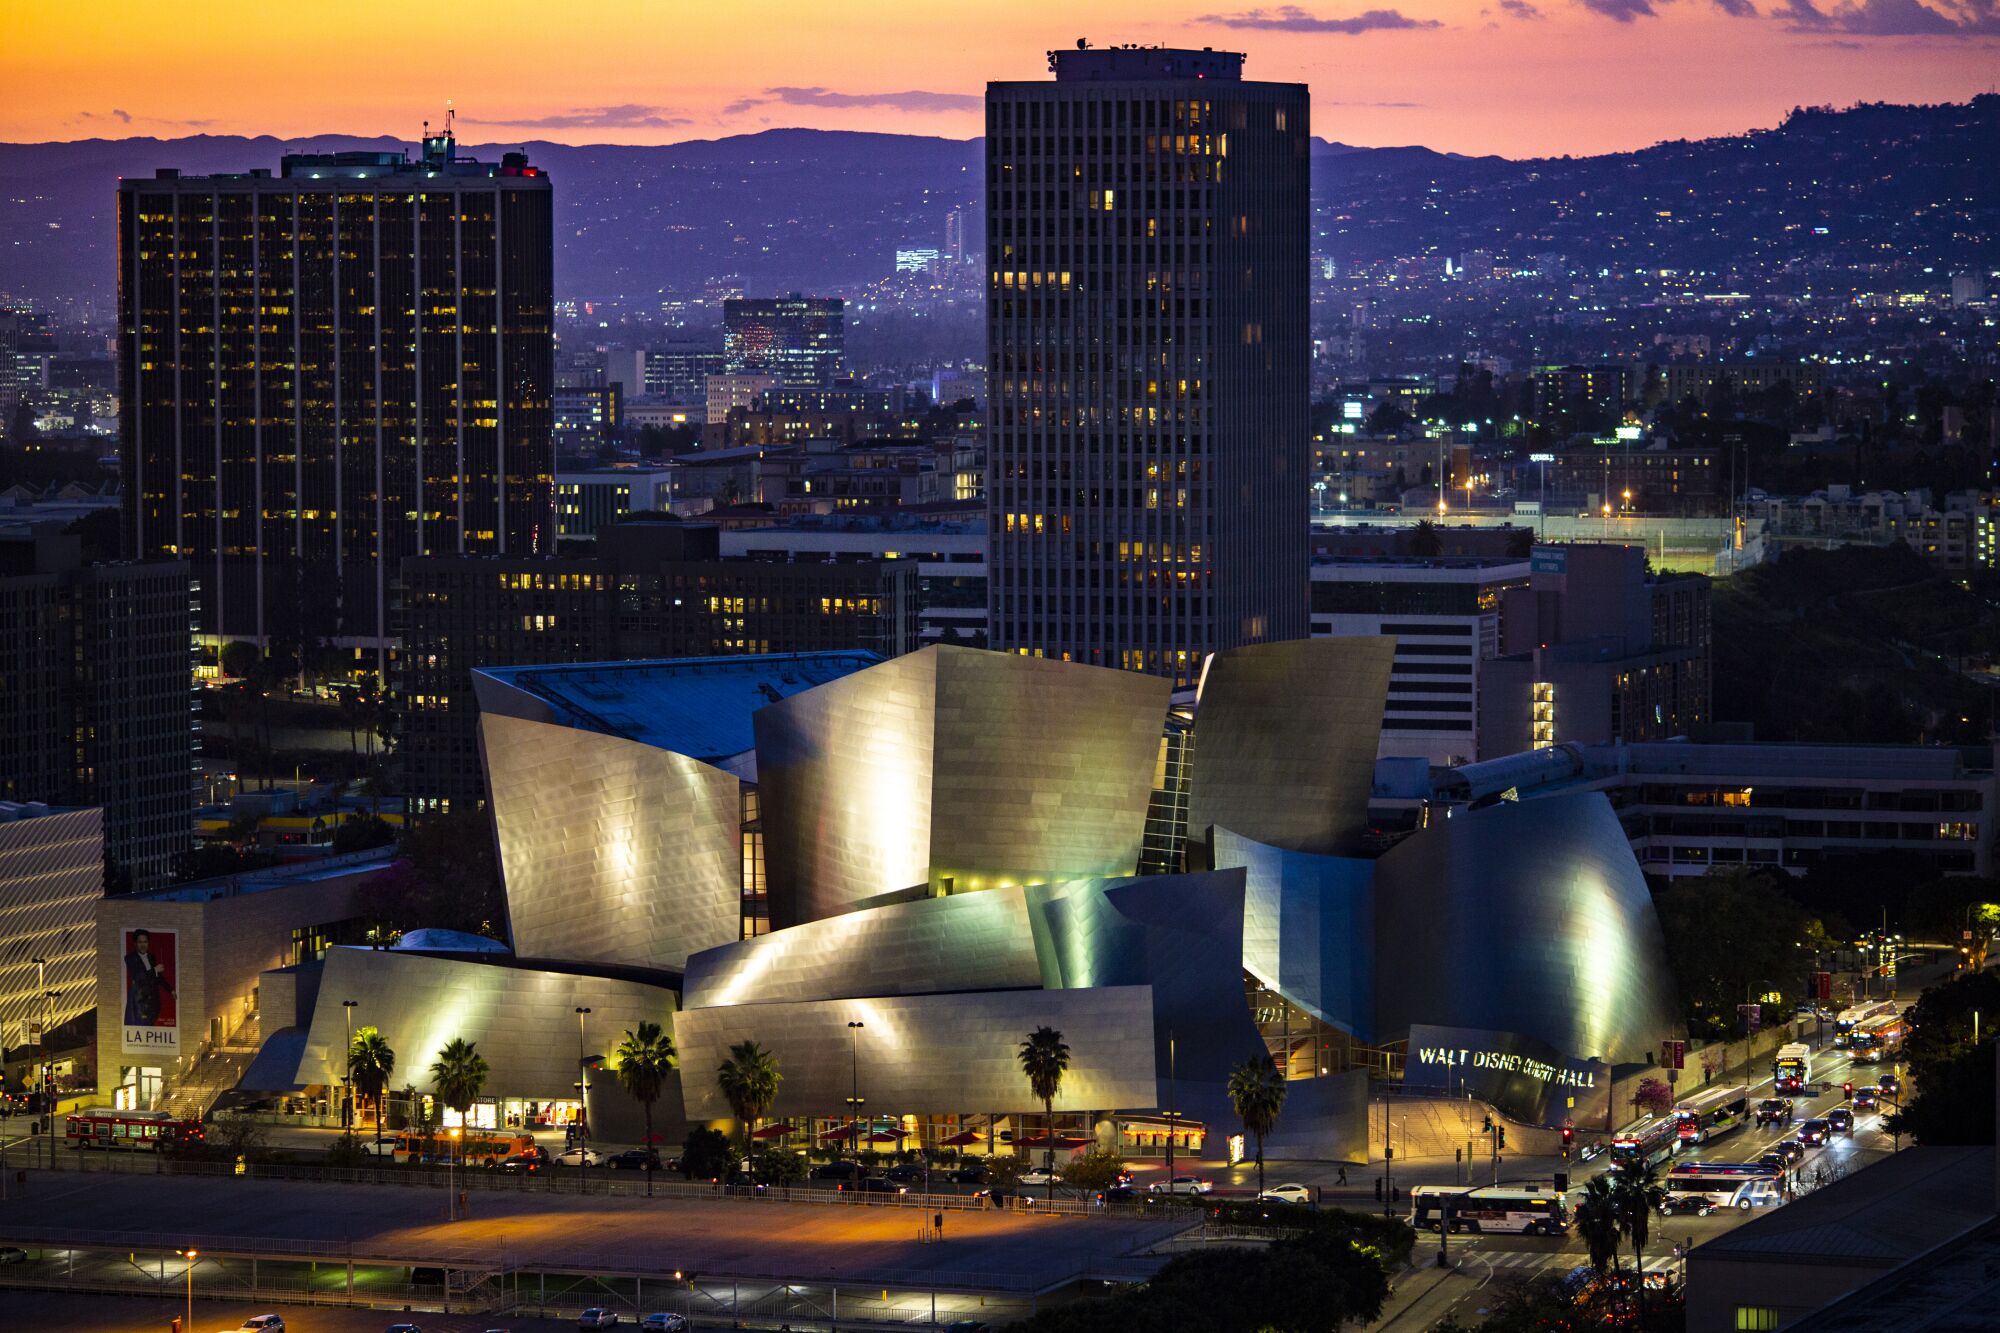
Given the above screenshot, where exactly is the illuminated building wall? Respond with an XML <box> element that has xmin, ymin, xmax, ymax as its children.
<box><xmin>1211</xmin><ymin>826</ymin><xmax>1376</xmax><ymax>1039</ymax></box>
<box><xmin>753</xmin><ymin>645</ymin><xmax>1168</xmax><ymax>927</ymax></box>
<box><xmin>1186</xmin><ymin>638</ymin><xmax>1395</xmax><ymax>861</ymax></box>
<box><xmin>117</xmin><ymin>133</ymin><xmax>554</xmax><ymax>659</ymax></box>
<box><xmin>482</xmin><ymin>712</ymin><xmax>742</xmax><ymax>971</ymax></box>
<box><xmin>1373</xmin><ymin>791</ymin><xmax>1679</xmax><ymax>1064</ymax></box>
<box><xmin>984</xmin><ymin>47</ymin><xmax>1311</xmax><ymax>684</ymax></box>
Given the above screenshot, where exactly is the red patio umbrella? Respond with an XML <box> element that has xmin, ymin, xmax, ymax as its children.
<box><xmin>938</xmin><ymin>1129</ymin><xmax>985</xmax><ymax>1147</ymax></box>
<box><xmin>750</xmin><ymin>1123</ymin><xmax>794</xmax><ymax>1140</ymax></box>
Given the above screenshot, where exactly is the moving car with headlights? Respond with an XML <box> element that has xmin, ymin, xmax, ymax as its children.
<box><xmin>1797</xmin><ymin>1118</ymin><xmax>1830</xmax><ymax>1146</ymax></box>
<box><xmin>1755</xmin><ymin>1098</ymin><xmax>1793</xmax><ymax>1127</ymax></box>
<box><xmin>1259</xmin><ymin>1183</ymin><xmax>1314</xmax><ymax>1206</ymax></box>
<box><xmin>1149</xmin><ymin>1175</ymin><xmax>1214</xmax><ymax>1195</ymax></box>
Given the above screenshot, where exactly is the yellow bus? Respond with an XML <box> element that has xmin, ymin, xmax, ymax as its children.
<box><xmin>393</xmin><ymin>1130</ymin><xmax>536</xmax><ymax>1165</ymax></box>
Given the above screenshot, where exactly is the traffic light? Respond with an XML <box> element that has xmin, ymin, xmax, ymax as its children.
<box><xmin>1843</xmin><ymin>1082</ymin><xmax>1853</xmax><ymax>1097</ymax></box>
<box><xmin>1561</xmin><ymin>1125</ymin><xmax>1575</xmax><ymax>1144</ymax></box>
<box><xmin>1498</xmin><ymin>1126</ymin><xmax>1507</xmax><ymax>1149</ymax></box>
<box><xmin>1482</xmin><ymin>1114</ymin><xmax>1494</xmax><ymax>1133</ymax></box>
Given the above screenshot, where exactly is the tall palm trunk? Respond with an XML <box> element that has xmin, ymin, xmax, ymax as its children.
<box><xmin>1256</xmin><ymin>1130</ymin><xmax>1266</xmax><ymax>1197</ymax></box>
<box><xmin>643</xmin><ymin>1102</ymin><xmax>655</xmax><ymax>1198</ymax></box>
<box><xmin>1044</xmin><ymin>1095</ymin><xmax>1055</xmax><ymax>1212</ymax></box>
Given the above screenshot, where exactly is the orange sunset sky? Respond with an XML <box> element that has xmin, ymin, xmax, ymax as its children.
<box><xmin>4</xmin><ymin>0</ymin><xmax>1996</xmax><ymax>158</ymax></box>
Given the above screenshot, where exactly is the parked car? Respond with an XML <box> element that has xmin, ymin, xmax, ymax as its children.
<box><xmin>236</xmin><ymin>1319</ymin><xmax>285</xmax><ymax>1333</ymax></box>
<box><xmin>354</xmin><ymin>1138</ymin><xmax>397</xmax><ymax>1157</ymax></box>
<box><xmin>811</xmin><ymin>1161</ymin><xmax>867</xmax><ymax>1182</ymax></box>
<box><xmin>497</xmin><ymin>1148</ymin><xmax>548</xmax><ymax>1173</ymax></box>
<box><xmin>1827</xmin><ymin>1107</ymin><xmax>1853</xmax><ymax>1134</ymax></box>
<box><xmin>854</xmin><ymin>1177</ymin><xmax>909</xmax><ymax>1195</ymax></box>
<box><xmin>1770</xmin><ymin>1139</ymin><xmax>1805</xmax><ymax>1166</ymax></box>
<box><xmin>1755</xmin><ymin>1098</ymin><xmax>1793</xmax><ymax>1126</ymax></box>
<box><xmin>0</xmin><ymin>1246</ymin><xmax>24</xmax><ymax>1264</ymax></box>
<box><xmin>884</xmin><ymin>1163</ymin><xmax>928</xmax><ymax>1186</ymax></box>
<box><xmin>1102</xmin><ymin>1185</ymin><xmax>1142</xmax><ymax>1204</ymax></box>
<box><xmin>556</xmin><ymin>1147</ymin><xmax>605</xmax><ymax>1168</ymax></box>
<box><xmin>639</xmin><ymin>1315</ymin><xmax>688</xmax><ymax>1332</ymax></box>
<box><xmin>950</xmin><ymin>1163</ymin><xmax>989</xmax><ymax>1184</ymax></box>
<box><xmin>1020</xmin><ymin>1167</ymin><xmax>1061</xmax><ymax>1186</ymax></box>
<box><xmin>1797</xmin><ymin>1118</ymin><xmax>1830</xmax><ymax>1147</ymax></box>
<box><xmin>608</xmin><ymin>1149</ymin><xmax>661</xmax><ymax>1171</ymax></box>
<box><xmin>1148</xmin><ymin>1175</ymin><xmax>1213</xmax><ymax>1195</ymax></box>
<box><xmin>1258</xmin><ymin>1183</ymin><xmax>1314</xmax><ymax>1207</ymax></box>
<box><xmin>1853</xmin><ymin>1086</ymin><xmax>1880</xmax><ymax>1109</ymax></box>
<box><xmin>578</xmin><ymin>1310</ymin><xmax>620</xmax><ymax>1329</ymax></box>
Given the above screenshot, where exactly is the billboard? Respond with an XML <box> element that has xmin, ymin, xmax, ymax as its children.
<box><xmin>1403</xmin><ymin>1024</ymin><xmax>1609</xmax><ymax>1127</ymax></box>
<box><xmin>120</xmin><ymin>927</ymin><xmax>179</xmax><ymax>1057</ymax></box>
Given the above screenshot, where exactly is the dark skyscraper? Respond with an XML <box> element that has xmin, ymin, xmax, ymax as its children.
<box><xmin>985</xmin><ymin>46</ymin><xmax>1310</xmax><ymax>684</ymax></box>
<box><xmin>118</xmin><ymin>125</ymin><xmax>554</xmax><ymax>669</ymax></box>
<box><xmin>723</xmin><ymin>295</ymin><xmax>845</xmax><ymax>385</ymax></box>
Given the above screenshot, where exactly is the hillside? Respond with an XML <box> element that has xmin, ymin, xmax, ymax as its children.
<box><xmin>1</xmin><ymin>97</ymin><xmax>1994</xmax><ymax>310</ymax></box>
<box><xmin>1712</xmin><ymin>544</ymin><xmax>2000</xmax><ymax>746</ymax></box>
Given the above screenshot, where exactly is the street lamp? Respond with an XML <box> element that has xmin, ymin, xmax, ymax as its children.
<box><xmin>176</xmin><ymin>1248</ymin><xmax>198</xmax><ymax>1331</ymax></box>
<box><xmin>575</xmin><ymin>1006</ymin><xmax>592</xmax><ymax>1194</ymax></box>
<box><xmin>341</xmin><ymin>999</ymin><xmax>358</xmax><ymax>1130</ymax></box>
<box><xmin>846</xmin><ymin>1021</ymin><xmax>866</xmax><ymax>1164</ymax></box>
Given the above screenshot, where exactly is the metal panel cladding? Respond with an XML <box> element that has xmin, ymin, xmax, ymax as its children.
<box><xmin>675</xmin><ymin>986</ymin><xmax>1157</xmax><ymax>1120</ymax></box>
<box><xmin>753</xmin><ymin>645</ymin><xmax>1170</xmax><ymax>927</ymax></box>
<box><xmin>1211</xmin><ymin>827</ymin><xmax>1376</xmax><ymax>1040</ymax></box>
<box><xmin>682</xmin><ymin>889</ymin><xmax>1043</xmax><ymax>1011</ymax></box>
<box><xmin>294</xmin><ymin>946</ymin><xmax>679</xmax><ymax>1103</ymax></box>
<box><xmin>1372</xmin><ymin>792</ymin><xmax>1680</xmax><ymax>1065</ymax></box>
<box><xmin>482</xmin><ymin>711</ymin><xmax>741</xmax><ymax>970</ymax></box>
<box><xmin>1188</xmin><ymin>638</ymin><xmax>1395</xmax><ymax>860</ymax></box>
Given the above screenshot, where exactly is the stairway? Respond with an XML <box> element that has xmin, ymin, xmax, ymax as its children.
<box><xmin>162</xmin><ymin>1012</ymin><xmax>262</xmax><ymax>1120</ymax></box>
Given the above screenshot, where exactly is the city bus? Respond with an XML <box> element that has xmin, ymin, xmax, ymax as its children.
<box><xmin>1849</xmin><ymin>1016</ymin><xmax>1905</xmax><ymax>1065</ymax></box>
<box><xmin>1610</xmin><ymin>1116</ymin><xmax>1681</xmax><ymax>1169</ymax></box>
<box><xmin>1833</xmin><ymin>1001</ymin><xmax>1896</xmax><ymax>1048</ymax></box>
<box><xmin>1773</xmin><ymin>1043</ymin><xmax>1813</xmax><ymax>1094</ymax></box>
<box><xmin>1663</xmin><ymin>1161</ymin><xmax>1783</xmax><ymax>1213</ymax></box>
<box><xmin>1672</xmin><ymin>1085</ymin><xmax>1751</xmax><ymax>1147</ymax></box>
<box><xmin>392</xmin><ymin>1129</ymin><xmax>537</xmax><ymax>1165</ymax></box>
<box><xmin>1410</xmin><ymin>1185</ymin><xmax>1569</xmax><ymax>1236</ymax></box>
<box><xmin>63</xmin><ymin>1108</ymin><xmax>204</xmax><ymax>1152</ymax></box>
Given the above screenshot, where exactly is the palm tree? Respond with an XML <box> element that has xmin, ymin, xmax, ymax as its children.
<box><xmin>1409</xmin><ymin>518</ymin><xmax>1444</xmax><ymax>557</ymax></box>
<box><xmin>716</xmin><ymin>1040</ymin><xmax>782</xmax><ymax>1169</ymax></box>
<box><xmin>348</xmin><ymin>1027</ymin><xmax>396</xmax><ymax>1158</ymax></box>
<box><xmin>1613</xmin><ymin>1159</ymin><xmax>1668</xmax><ymax>1317</ymax></box>
<box><xmin>614</xmin><ymin>1021</ymin><xmax>677</xmax><ymax>1197</ymax></box>
<box><xmin>429</xmin><ymin>1038</ymin><xmax>489</xmax><ymax>1166</ymax></box>
<box><xmin>1225</xmin><ymin>1055</ymin><xmax>1288</xmax><ymax>1197</ymax></box>
<box><xmin>1573</xmin><ymin>1173</ymin><xmax>1622</xmax><ymax>1278</ymax></box>
<box><xmin>1017</xmin><ymin>1026</ymin><xmax>1070</xmax><ymax>1209</ymax></box>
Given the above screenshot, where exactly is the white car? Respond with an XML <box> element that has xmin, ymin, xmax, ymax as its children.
<box><xmin>577</xmin><ymin>1311</ymin><xmax>620</xmax><ymax>1329</ymax></box>
<box><xmin>557</xmin><ymin>1147</ymin><xmax>605</xmax><ymax>1168</ymax></box>
<box><xmin>1149</xmin><ymin>1175</ymin><xmax>1213</xmax><ymax>1195</ymax></box>
<box><xmin>1259</xmin><ymin>1183</ymin><xmax>1314</xmax><ymax>1206</ymax></box>
<box><xmin>640</xmin><ymin>1316</ymin><xmax>689</xmax><ymax>1332</ymax></box>
<box><xmin>237</xmin><ymin>1321</ymin><xmax>285</xmax><ymax>1333</ymax></box>
<box><xmin>1019</xmin><ymin>1167</ymin><xmax>1061</xmax><ymax>1186</ymax></box>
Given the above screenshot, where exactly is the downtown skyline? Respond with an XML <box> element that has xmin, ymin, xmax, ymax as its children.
<box><xmin>3</xmin><ymin>0</ymin><xmax>1997</xmax><ymax>159</ymax></box>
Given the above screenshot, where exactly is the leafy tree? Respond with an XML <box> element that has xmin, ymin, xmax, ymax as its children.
<box><xmin>679</xmin><ymin>1125</ymin><xmax>734</xmax><ymax>1181</ymax></box>
<box><xmin>331</xmin><ymin>815</ymin><xmax>396</xmax><ymax>855</ymax></box>
<box><xmin>1060</xmin><ymin>1148</ymin><xmax>1128</xmax><ymax>1192</ymax></box>
<box><xmin>614</xmin><ymin>1021</ymin><xmax>677</xmax><ymax>1196</ymax></box>
<box><xmin>1632</xmin><ymin>1077</ymin><xmax>1675</xmax><ymax>1118</ymax></box>
<box><xmin>755</xmin><ymin>1149</ymin><xmax>807</xmax><ymax>1187</ymax></box>
<box><xmin>1018</xmin><ymin>1026</ymin><xmax>1070</xmax><ymax>1207</ymax></box>
<box><xmin>357</xmin><ymin>806</ymin><xmax>506</xmax><ymax>940</ymax></box>
<box><xmin>715</xmin><ymin>1039</ymin><xmax>781</xmax><ymax>1162</ymax></box>
<box><xmin>348</xmin><ymin>1027</ymin><xmax>396</xmax><ymax>1158</ymax></box>
<box><xmin>1225</xmin><ymin>1055</ymin><xmax>1288</xmax><ymax>1196</ymax></box>
<box><xmin>1886</xmin><ymin>969</ymin><xmax>2000</xmax><ymax>1145</ymax></box>
<box><xmin>1653</xmin><ymin>868</ymin><xmax>1819</xmax><ymax>1036</ymax></box>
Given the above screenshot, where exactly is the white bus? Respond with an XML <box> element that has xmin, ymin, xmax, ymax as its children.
<box><xmin>1672</xmin><ymin>1085</ymin><xmax>1751</xmax><ymax>1147</ymax></box>
<box><xmin>1773</xmin><ymin>1043</ymin><xmax>1812</xmax><ymax>1094</ymax></box>
<box><xmin>1834</xmin><ymin>1001</ymin><xmax>1896</xmax><ymax>1048</ymax></box>
<box><xmin>1610</xmin><ymin>1116</ymin><xmax>1681</xmax><ymax>1169</ymax></box>
<box><xmin>1410</xmin><ymin>1184</ymin><xmax>1569</xmax><ymax>1236</ymax></box>
<box><xmin>1663</xmin><ymin>1162</ymin><xmax>1783</xmax><ymax>1214</ymax></box>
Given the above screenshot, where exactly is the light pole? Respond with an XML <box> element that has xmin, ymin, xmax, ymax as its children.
<box><xmin>846</xmin><ymin>1021</ymin><xmax>865</xmax><ymax>1164</ymax></box>
<box><xmin>177</xmin><ymin>1248</ymin><xmax>198</xmax><ymax>1330</ymax></box>
<box><xmin>41</xmin><ymin>987</ymin><xmax>59</xmax><ymax>1170</ymax></box>
<box><xmin>1164</xmin><ymin>1031</ymin><xmax>1177</xmax><ymax>1184</ymax></box>
<box><xmin>575</xmin><ymin>1006</ymin><xmax>592</xmax><ymax>1194</ymax></box>
<box><xmin>341</xmin><ymin>999</ymin><xmax>357</xmax><ymax>1131</ymax></box>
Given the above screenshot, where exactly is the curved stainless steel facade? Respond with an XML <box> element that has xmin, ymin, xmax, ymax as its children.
<box><xmin>1373</xmin><ymin>792</ymin><xmax>1679</xmax><ymax>1064</ymax></box>
<box><xmin>1211</xmin><ymin>826</ymin><xmax>1376</xmax><ymax>1040</ymax></box>
<box><xmin>293</xmin><ymin>947</ymin><xmax>679</xmax><ymax>1103</ymax></box>
<box><xmin>1188</xmin><ymin>639</ymin><xmax>1395</xmax><ymax>861</ymax></box>
<box><xmin>753</xmin><ymin>645</ymin><xmax>1169</xmax><ymax>927</ymax></box>
<box><xmin>482</xmin><ymin>712</ymin><xmax>742</xmax><ymax>970</ymax></box>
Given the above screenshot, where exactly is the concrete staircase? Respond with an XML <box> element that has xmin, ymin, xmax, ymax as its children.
<box><xmin>163</xmin><ymin>1012</ymin><xmax>262</xmax><ymax>1120</ymax></box>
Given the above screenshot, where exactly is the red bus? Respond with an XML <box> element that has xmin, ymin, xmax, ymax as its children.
<box><xmin>64</xmin><ymin>1108</ymin><xmax>204</xmax><ymax>1151</ymax></box>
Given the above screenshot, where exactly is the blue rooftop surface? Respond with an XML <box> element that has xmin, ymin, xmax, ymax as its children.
<box><xmin>474</xmin><ymin>652</ymin><xmax>880</xmax><ymax>762</ymax></box>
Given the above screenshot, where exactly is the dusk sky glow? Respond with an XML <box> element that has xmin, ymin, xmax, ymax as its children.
<box><xmin>7</xmin><ymin>0</ymin><xmax>1997</xmax><ymax>157</ymax></box>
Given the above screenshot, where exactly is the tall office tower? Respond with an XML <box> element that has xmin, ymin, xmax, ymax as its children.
<box><xmin>944</xmin><ymin>207</ymin><xmax>968</xmax><ymax>264</ymax></box>
<box><xmin>722</xmin><ymin>295</ymin><xmax>845</xmax><ymax>385</ymax></box>
<box><xmin>0</xmin><ymin>524</ymin><xmax>194</xmax><ymax>892</ymax></box>
<box><xmin>985</xmin><ymin>46</ymin><xmax>1310</xmax><ymax>684</ymax></box>
<box><xmin>117</xmin><ymin>124</ymin><xmax>555</xmax><ymax>670</ymax></box>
